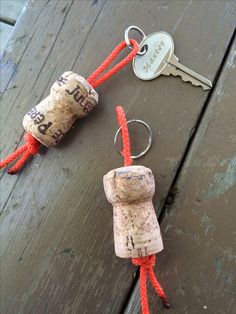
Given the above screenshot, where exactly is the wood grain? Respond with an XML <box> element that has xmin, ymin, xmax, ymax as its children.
<box><xmin>1</xmin><ymin>0</ymin><xmax>26</xmax><ymax>22</ymax></box>
<box><xmin>1</xmin><ymin>1</ymin><xmax>236</xmax><ymax>313</ymax></box>
<box><xmin>0</xmin><ymin>22</ymin><xmax>13</xmax><ymax>54</ymax></box>
<box><xmin>126</xmin><ymin>36</ymin><xmax>236</xmax><ymax>314</ymax></box>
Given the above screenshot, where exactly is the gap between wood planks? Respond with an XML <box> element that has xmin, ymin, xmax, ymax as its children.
<box><xmin>0</xmin><ymin>16</ymin><xmax>16</xmax><ymax>26</ymax></box>
<box><xmin>119</xmin><ymin>27</ymin><xmax>236</xmax><ymax>314</ymax></box>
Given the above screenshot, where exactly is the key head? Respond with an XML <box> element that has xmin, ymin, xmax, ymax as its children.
<box><xmin>133</xmin><ymin>31</ymin><xmax>174</xmax><ymax>80</ymax></box>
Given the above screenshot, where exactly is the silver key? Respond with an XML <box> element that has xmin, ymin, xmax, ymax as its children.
<box><xmin>133</xmin><ymin>31</ymin><xmax>212</xmax><ymax>90</ymax></box>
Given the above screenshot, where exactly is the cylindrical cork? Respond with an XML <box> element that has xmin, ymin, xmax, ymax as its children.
<box><xmin>23</xmin><ymin>71</ymin><xmax>98</xmax><ymax>147</ymax></box>
<box><xmin>103</xmin><ymin>165</ymin><xmax>163</xmax><ymax>258</ymax></box>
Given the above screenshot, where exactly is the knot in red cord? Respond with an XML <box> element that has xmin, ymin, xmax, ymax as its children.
<box><xmin>115</xmin><ymin>106</ymin><xmax>169</xmax><ymax>312</ymax></box>
<box><xmin>1</xmin><ymin>39</ymin><xmax>138</xmax><ymax>175</ymax></box>
<box><xmin>132</xmin><ymin>255</ymin><xmax>155</xmax><ymax>270</ymax></box>
<box><xmin>0</xmin><ymin>133</ymin><xmax>40</xmax><ymax>174</ymax></box>
<box><xmin>114</xmin><ymin>105</ymin><xmax>169</xmax><ymax>313</ymax></box>
<box><xmin>24</xmin><ymin>133</ymin><xmax>40</xmax><ymax>155</ymax></box>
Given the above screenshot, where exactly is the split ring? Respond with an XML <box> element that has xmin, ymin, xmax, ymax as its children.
<box><xmin>125</xmin><ymin>26</ymin><xmax>147</xmax><ymax>56</ymax></box>
<box><xmin>114</xmin><ymin>119</ymin><xmax>152</xmax><ymax>159</ymax></box>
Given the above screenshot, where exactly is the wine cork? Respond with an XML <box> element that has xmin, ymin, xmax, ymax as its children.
<box><xmin>103</xmin><ymin>165</ymin><xmax>163</xmax><ymax>258</ymax></box>
<box><xmin>23</xmin><ymin>71</ymin><xmax>98</xmax><ymax>147</ymax></box>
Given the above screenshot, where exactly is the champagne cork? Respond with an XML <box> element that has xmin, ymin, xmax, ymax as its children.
<box><xmin>23</xmin><ymin>71</ymin><xmax>98</xmax><ymax>147</ymax></box>
<box><xmin>103</xmin><ymin>165</ymin><xmax>163</xmax><ymax>258</ymax></box>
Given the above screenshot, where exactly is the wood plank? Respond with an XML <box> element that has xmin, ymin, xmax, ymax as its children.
<box><xmin>1</xmin><ymin>1</ymin><xmax>236</xmax><ymax>313</ymax></box>
<box><xmin>126</xmin><ymin>38</ymin><xmax>236</xmax><ymax>313</ymax></box>
<box><xmin>0</xmin><ymin>0</ymin><xmax>106</xmax><ymax>204</ymax></box>
<box><xmin>1</xmin><ymin>0</ymin><xmax>26</xmax><ymax>23</ymax></box>
<box><xmin>0</xmin><ymin>0</ymin><xmax>48</xmax><ymax>93</ymax></box>
<box><xmin>0</xmin><ymin>22</ymin><xmax>13</xmax><ymax>54</ymax></box>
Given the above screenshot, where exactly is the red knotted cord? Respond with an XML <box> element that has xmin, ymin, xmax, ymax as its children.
<box><xmin>115</xmin><ymin>106</ymin><xmax>169</xmax><ymax>314</ymax></box>
<box><xmin>0</xmin><ymin>133</ymin><xmax>40</xmax><ymax>174</ymax></box>
<box><xmin>0</xmin><ymin>39</ymin><xmax>139</xmax><ymax>174</ymax></box>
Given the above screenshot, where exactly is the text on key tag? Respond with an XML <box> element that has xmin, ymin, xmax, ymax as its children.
<box><xmin>133</xmin><ymin>32</ymin><xmax>174</xmax><ymax>80</ymax></box>
<box><xmin>133</xmin><ymin>31</ymin><xmax>212</xmax><ymax>90</ymax></box>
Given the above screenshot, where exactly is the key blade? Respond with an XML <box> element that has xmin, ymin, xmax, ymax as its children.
<box><xmin>167</xmin><ymin>56</ymin><xmax>212</xmax><ymax>90</ymax></box>
<box><xmin>170</xmin><ymin>61</ymin><xmax>212</xmax><ymax>89</ymax></box>
<box><xmin>166</xmin><ymin>64</ymin><xmax>212</xmax><ymax>90</ymax></box>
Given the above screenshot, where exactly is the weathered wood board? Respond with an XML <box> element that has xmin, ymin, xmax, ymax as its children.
<box><xmin>126</xmin><ymin>38</ymin><xmax>236</xmax><ymax>314</ymax></box>
<box><xmin>1</xmin><ymin>0</ymin><xmax>26</xmax><ymax>23</ymax></box>
<box><xmin>0</xmin><ymin>0</ymin><xmax>26</xmax><ymax>53</ymax></box>
<box><xmin>1</xmin><ymin>1</ymin><xmax>236</xmax><ymax>313</ymax></box>
<box><xmin>0</xmin><ymin>22</ymin><xmax>13</xmax><ymax>54</ymax></box>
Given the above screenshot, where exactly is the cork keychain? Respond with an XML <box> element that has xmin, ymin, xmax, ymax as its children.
<box><xmin>1</xmin><ymin>25</ymin><xmax>211</xmax><ymax>174</ymax></box>
<box><xmin>103</xmin><ymin>106</ymin><xmax>169</xmax><ymax>314</ymax></box>
<box><xmin>0</xmin><ymin>29</ymin><xmax>141</xmax><ymax>174</ymax></box>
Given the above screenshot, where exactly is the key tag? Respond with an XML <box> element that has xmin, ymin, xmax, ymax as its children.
<box><xmin>0</xmin><ymin>32</ymin><xmax>141</xmax><ymax>174</ymax></box>
<box><xmin>126</xmin><ymin>26</ymin><xmax>212</xmax><ymax>90</ymax></box>
<box><xmin>103</xmin><ymin>106</ymin><xmax>170</xmax><ymax>313</ymax></box>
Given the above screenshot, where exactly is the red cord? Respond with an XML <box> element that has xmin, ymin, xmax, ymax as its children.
<box><xmin>132</xmin><ymin>256</ymin><xmax>170</xmax><ymax>313</ymax></box>
<box><xmin>139</xmin><ymin>265</ymin><xmax>150</xmax><ymax>314</ymax></box>
<box><xmin>0</xmin><ymin>133</ymin><xmax>40</xmax><ymax>174</ymax></box>
<box><xmin>1</xmin><ymin>39</ymin><xmax>138</xmax><ymax>174</ymax></box>
<box><xmin>148</xmin><ymin>266</ymin><xmax>170</xmax><ymax>308</ymax></box>
<box><xmin>115</xmin><ymin>106</ymin><xmax>133</xmax><ymax>166</ymax></box>
<box><xmin>115</xmin><ymin>106</ymin><xmax>169</xmax><ymax>313</ymax></box>
<box><xmin>1</xmin><ymin>40</ymin><xmax>138</xmax><ymax>174</ymax></box>
<box><xmin>87</xmin><ymin>39</ymin><xmax>139</xmax><ymax>88</ymax></box>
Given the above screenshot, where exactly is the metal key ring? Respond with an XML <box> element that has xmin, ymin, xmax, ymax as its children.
<box><xmin>125</xmin><ymin>26</ymin><xmax>147</xmax><ymax>56</ymax></box>
<box><xmin>114</xmin><ymin>119</ymin><xmax>152</xmax><ymax>159</ymax></box>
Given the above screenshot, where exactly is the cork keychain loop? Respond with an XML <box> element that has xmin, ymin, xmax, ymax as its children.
<box><xmin>0</xmin><ymin>36</ymin><xmax>139</xmax><ymax>174</ymax></box>
<box><xmin>87</xmin><ymin>39</ymin><xmax>138</xmax><ymax>88</ymax></box>
<box><xmin>104</xmin><ymin>106</ymin><xmax>169</xmax><ymax>314</ymax></box>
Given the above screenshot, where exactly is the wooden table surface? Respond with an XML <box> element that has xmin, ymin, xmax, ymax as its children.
<box><xmin>1</xmin><ymin>1</ymin><xmax>235</xmax><ymax>313</ymax></box>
